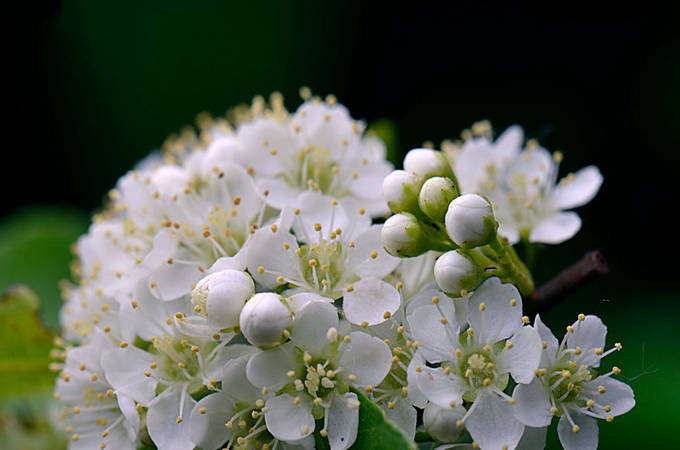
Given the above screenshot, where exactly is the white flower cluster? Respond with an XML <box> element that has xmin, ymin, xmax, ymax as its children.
<box><xmin>53</xmin><ymin>93</ymin><xmax>632</xmax><ymax>450</ymax></box>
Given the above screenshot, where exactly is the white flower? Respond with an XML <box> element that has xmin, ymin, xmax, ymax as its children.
<box><xmin>188</xmin><ymin>348</ymin><xmax>314</xmax><ymax>449</ymax></box>
<box><xmin>239</xmin><ymin>293</ymin><xmax>293</xmax><ymax>348</ymax></box>
<box><xmin>423</xmin><ymin>403</ymin><xmax>467</xmax><ymax>443</ymax></box>
<box><xmin>100</xmin><ymin>291</ymin><xmax>241</xmax><ymax>450</ymax></box>
<box><xmin>450</xmin><ymin>125</ymin><xmax>603</xmax><ymax>244</ymax></box>
<box><xmin>203</xmin><ymin>97</ymin><xmax>393</xmax><ymax>217</ymax></box>
<box><xmin>53</xmin><ymin>332</ymin><xmax>139</xmax><ymax>450</ymax></box>
<box><xmin>247</xmin><ymin>193</ymin><xmax>401</xmax><ymax>326</ymax></box>
<box><xmin>403</xmin><ymin>148</ymin><xmax>454</xmax><ymax>180</ymax></box>
<box><xmin>408</xmin><ymin>277</ymin><xmax>542</xmax><ymax>450</ymax></box>
<box><xmin>445</xmin><ymin>193</ymin><xmax>498</xmax><ymax>249</ymax></box>
<box><xmin>433</xmin><ymin>250</ymin><xmax>485</xmax><ymax>297</ymax></box>
<box><xmin>245</xmin><ymin>301</ymin><xmax>392</xmax><ymax>449</ymax></box>
<box><xmin>512</xmin><ymin>314</ymin><xmax>634</xmax><ymax>450</ymax></box>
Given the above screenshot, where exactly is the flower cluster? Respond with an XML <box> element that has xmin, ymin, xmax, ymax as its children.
<box><xmin>53</xmin><ymin>92</ymin><xmax>633</xmax><ymax>450</ymax></box>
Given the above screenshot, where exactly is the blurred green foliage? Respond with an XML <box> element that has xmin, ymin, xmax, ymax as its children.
<box><xmin>0</xmin><ymin>285</ymin><xmax>65</xmax><ymax>450</ymax></box>
<box><xmin>0</xmin><ymin>206</ymin><xmax>89</xmax><ymax>328</ymax></box>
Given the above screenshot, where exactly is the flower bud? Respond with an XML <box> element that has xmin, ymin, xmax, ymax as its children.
<box><xmin>423</xmin><ymin>403</ymin><xmax>467</xmax><ymax>443</ymax></box>
<box><xmin>239</xmin><ymin>293</ymin><xmax>292</xmax><ymax>347</ymax></box>
<box><xmin>445</xmin><ymin>193</ymin><xmax>497</xmax><ymax>248</ymax></box>
<box><xmin>403</xmin><ymin>148</ymin><xmax>454</xmax><ymax>179</ymax></box>
<box><xmin>418</xmin><ymin>176</ymin><xmax>458</xmax><ymax>224</ymax></box>
<box><xmin>191</xmin><ymin>269</ymin><xmax>254</xmax><ymax>329</ymax></box>
<box><xmin>434</xmin><ymin>250</ymin><xmax>484</xmax><ymax>296</ymax></box>
<box><xmin>381</xmin><ymin>213</ymin><xmax>429</xmax><ymax>257</ymax></box>
<box><xmin>382</xmin><ymin>170</ymin><xmax>423</xmax><ymax>215</ymax></box>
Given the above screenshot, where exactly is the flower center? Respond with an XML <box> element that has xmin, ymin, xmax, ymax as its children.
<box><xmin>291</xmin><ymin>146</ymin><xmax>344</xmax><ymax>195</ymax></box>
<box><xmin>458</xmin><ymin>351</ymin><xmax>497</xmax><ymax>390</ymax></box>
<box><xmin>298</xmin><ymin>240</ymin><xmax>354</xmax><ymax>299</ymax></box>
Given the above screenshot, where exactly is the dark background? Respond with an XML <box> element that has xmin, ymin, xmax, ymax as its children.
<box><xmin>2</xmin><ymin>1</ymin><xmax>678</xmax><ymax>448</ymax></box>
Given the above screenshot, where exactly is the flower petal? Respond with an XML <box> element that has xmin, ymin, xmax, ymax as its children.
<box><xmin>340</xmin><ymin>331</ymin><xmax>391</xmax><ymax>387</ymax></box>
<box><xmin>101</xmin><ymin>347</ymin><xmax>157</xmax><ymax>405</ymax></box>
<box><xmin>512</xmin><ymin>377</ymin><xmax>553</xmax><ymax>427</ymax></box>
<box><xmin>413</xmin><ymin>366</ymin><xmax>463</xmax><ymax>409</ymax></box>
<box><xmin>582</xmin><ymin>376</ymin><xmax>635</xmax><ymax>417</ymax></box>
<box><xmin>497</xmin><ymin>325</ymin><xmax>542</xmax><ymax>384</ymax></box>
<box><xmin>264</xmin><ymin>394</ymin><xmax>315</xmax><ymax>442</ymax></box>
<box><xmin>246</xmin><ymin>345</ymin><xmax>297</xmax><ymax>390</ymax></box>
<box><xmin>383</xmin><ymin>396</ymin><xmax>417</xmax><ymax>441</ymax></box>
<box><xmin>348</xmin><ymin>225</ymin><xmax>400</xmax><ymax>278</ymax></box>
<box><xmin>552</xmin><ymin>166</ymin><xmax>603</xmax><ymax>210</ymax></box>
<box><xmin>343</xmin><ymin>278</ymin><xmax>400</xmax><ymax>326</ymax></box>
<box><xmin>247</xmin><ymin>227</ymin><xmax>300</xmax><ymax>288</ymax></box>
<box><xmin>147</xmin><ymin>388</ymin><xmax>197</xmax><ymax>450</ymax></box>
<box><xmin>189</xmin><ymin>392</ymin><xmax>236</xmax><ymax>450</ymax></box>
<box><xmin>466</xmin><ymin>277</ymin><xmax>522</xmax><ymax>344</ymax></box>
<box><xmin>327</xmin><ymin>392</ymin><xmax>360</xmax><ymax>450</ymax></box>
<box><xmin>465</xmin><ymin>392</ymin><xmax>525</xmax><ymax>450</ymax></box>
<box><xmin>516</xmin><ymin>426</ymin><xmax>548</xmax><ymax>450</ymax></box>
<box><xmin>407</xmin><ymin>304</ymin><xmax>458</xmax><ymax>363</ymax></box>
<box><xmin>557</xmin><ymin>412</ymin><xmax>598</xmax><ymax>450</ymax></box>
<box><xmin>529</xmin><ymin>212</ymin><xmax>581</xmax><ymax>244</ymax></box>
<box><xmin>567</xmin><ymin>315</ymin><xmax>606</xmax><ymax>367</ymax></box>
<box><xmin>292</xmin><ymin>301</ymin><xmax>339</xmax><ymax>353</ymax></box>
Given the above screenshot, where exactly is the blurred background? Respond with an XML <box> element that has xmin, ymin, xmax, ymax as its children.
<box><xmin>2</xmin><ymin>1</ymin><xmax>677</xmax><ymax>448</ymax></box>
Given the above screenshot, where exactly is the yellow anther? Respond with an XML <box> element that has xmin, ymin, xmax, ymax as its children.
<box><xmin>510</xmin><ymin>299</ymin><xmax>517</xmax><ymax>307</ymax></box>
<box><xmin>432</xmin><ymin>296</ymin><xmax>439</xmax><ymax>304</ymax></box>
<box><xmin>572</xmin><ymin>425</ymin><xmax>580</xmax><ymax>433</ymax></box>
<box><xmin>587</xmin><ymin>399</ymin><xmax>595</xmax><ymax>407</ymax></box>
<box><xmin>294</xmin><ymin>397</ymin><xmax>301</xmax><ymax>405</ymax></box>
<box><xmin>440</xmin><ymin>318</ymin><xmax>448</xmax><ymax>324</ymax></box>
<box><xmin>119</xmin><ymin>342</ymin><xmax>128</xmax><ymax>348</ymax></box>
<box><xmin>349</xmin><ymin>374</ymin><xmax>357</xmax><ymax>382</ymax></box>
<box><xmin>370</xmin><ymin>250</ymin><xmax>378</xmax><ymax>259</ymax></box>
<box><xmin>483</xmin><ymin>344</ymin><xmax>492</xmax><ymax>352</ymax></box>
<box><xmin>522</xmin><ymin>316</ymin><xmax>530</xmax><ymax>324</ymax></box>
<box><xmin>506</xmin><ymin>341</ymin><xmax>514</xmax><ymax>349</ymax></box>
<box><xmin>574</xmin><ymin>346</ymin><xmax>582</xmax><ymax>355</ymax></box>
<box><xmin>456</xmin><ymin>419</ymin><xmax>464</xmax><ymax>428</ymax></box>
<box><xmin>615</xmin><ymin>342</ymin><xmax>622</xmax><ymax>350</ymax></box>
<box><xmin>455</xmin><ymin>349</ymin><xmax>462</xmax><ymax>357</ymax></box>
<box><xmin>598</xmin><ymin>385</ymin><xmax>607</xmax><ymax>394</ymax></box>
<box><xmin>578</xmin><ymin>313</ymin><xmax>586</xmax><ymax>321</ymax></box>
<box><xmin>483</xmin><ymin>378</ymin><xmax>492</xmax><ymax>386</ymax></box>
<box><xmin>595</xmin><ymin>348</ymin><xmax>604</xmax><ymax>355</ymax></box>
<box><xmin>566</xmin><ymin>325</ymin><xmax>575</xmax><ymax>333</ymax></box>
<box><xmin>612</xmin><ymin>366</ymin><xmax>621</xmax><ymax>375</ymax></box>
<box><xmin>467</xmin><ymin>328</ymin><xmax>474</xmax><ymax>336</ymax></box>
<box><xmin>479</xmin><ymin>302</ymin><xmax>486</xmax><ymax>311</ymax></box>
<box><xmin>257</xmin><ymin>266</ymin><xmax>265</xmax><ymax>274</ymax></box>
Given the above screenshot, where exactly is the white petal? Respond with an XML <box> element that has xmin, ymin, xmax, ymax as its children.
<box><xmin>292</xmin><ymin>301</ymin><xmax>339</xmax><ymax>353</ymax></box>
<box><xmin>256</xmin><ymin>177</ymin><xmax>304</xmax><ymax>210</ymax></box>
<box><xmin>583</xmin><ymin>376</ymin><xmax>635</xmax><ymax>417</ymax></box>
<box><xmin>147</xmin><ymin>388</ymin><xmax>197</xmax><ymax>450</ymax></box>
<box><xmin>117</xmin><ymin>394</ymin><xmax>141</xmax><ymax>442</ymax></box>
<box><xmin>414</xmin><ymin>367</ymin><xmax>463</xmax><ymax>409</ymax></box>
<box><xmin>246</xmin><ymin>345</ymin><xmax>297</xmax><ymax>390</ymax></box>
<box><xmin>557</xmin><ymin>412</ymin><xmax>598</xmax><ymax>450</ymax></box>
<box><xmin>552</xmin><ymin>166</ymin><xmax>603</xmax><ymax>210</ymax></box>
<box><xmin>189</xmin><ymin>392</ymin><xmax>236</xmax><ymax>450</ymax></box>
<box><xmin>383</xmin><ymin>397</ymin><xmax>417</xmax><ymax>441</ymax></box>
<box><xmin>348</xmin><ymin>225</ymin><xmax>400</xmax><ymax>278</ymax></box>
<box><xmin>246</xmin><ymin>227</ymin><xmax>300</xmax><ymax>288</ymax></box>
<box><xmin>264</xmin><ymin>394</ymin><xmax>315</xmax><ymax>442</ymax></box>
<box><xmin>465</xmin><ymin>393</ymin><xmax>525</xmax><ymax>450</ymax></box>
<box><xmin>466</xmin><ymin>277</ymin><xmax>522</xmax><ymax>344</ymax></box>
<box><xmin>529</xmin><ymin>212</ymin><xmax>582</xmax><ymax>244</ymax></box>
<box><xmin>340</xmin><ymin>331</ymin><xmax>392</xmax><ymax>387</ymax></box>
<box><xmin>534</xmin><ymin>315</ymin><xmax>559</xmax><ymax>356</ymax></box>
<box><xmin>221</xmin><ymin>355</ymin><xmax>261</xmax><ymax>404</ymax></box>
<box><xmin>101</xmin><ymin>347</ymin><xmax>157</xmax><ymax>405</ymax></box>
<box><xmin>288</xmin><ymin>292</ymin><xmax>334</xmax><ymax>315</ymax></box>
<box><xmin>497</xmin><ymin>326</ymin><xmax>542</xmax><ymax>384</ymax></box>
<box><xmin>512</xmin><ymin>378</ymin><xmax>553</xmax><ymax>427</ymax></box>
<box><xmin>567</xmin><ymin>315</ymin><xmax>607</xmax><ymax>367</ymax></box>
<box><xmin>406</xmin><ymin>352</ymin><xmax>429</xmax><ymax>408</ymax></box>
<box><xmin>327</xmin><ymin>392</ymin><xmax>360</xmax><ymax>450</ymax></box>
<box><xmin>407</xmin><ymin>304</ymin><xmax>458</xmax><ymax>363</ymax></box>
<box><xmin>343</xmin><ymin>278</ymin><xmax>400</xmax><ymax>326</ymax></box>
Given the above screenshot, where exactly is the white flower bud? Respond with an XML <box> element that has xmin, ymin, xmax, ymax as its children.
<box><xmin>191</xmin><ymin>269</ymin><xmax>254</xmax><ymax>329</ymax></box>
<box><xmin>418</xmin><ymin>176</ymin><xmax>458</xmax><ymax>224</ymax></box>
<box><xmin>382</xmin><ymin>170</ymin><xmax>423</xmax><ymax>215</ymax></box>
<box><xmin>423</xmin><ymin>403</ymin><xmax>466</xmax><ymax>443</ymax></box>
<box><xmin>403</xmin><ymin>148</ymin><xmax>454</xmax><ymax>179</ymax></box>
<box><xmin>239</xmin><ymin>293</ymin><xmax>292</xmax><ymax>348</ymax></box>
<box><xmin>434</xmin><ymin>250</ymin><xmax>484</xmax><ymax>296</ymax></box>
<box><xmin>381</xmin><ymin>213</ymin><xmax>429</xmax><ymax>257</ymax></box>
<box><xmin>445</xmin><ymin>193</ymin><xmax>497</xmax><ymax>248</ymax></box>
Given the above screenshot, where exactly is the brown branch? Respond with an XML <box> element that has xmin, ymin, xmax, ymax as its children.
<box><xmin>526</xmin><ymin>250</ymin><xmax>609</xmax><ymax>317</ymax></box>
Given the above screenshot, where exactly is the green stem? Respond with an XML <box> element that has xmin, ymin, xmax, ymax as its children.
<box><xmin>486</xmin><ymin>236</ymin><xmax>534</xmax><ymax>297</ymax></box>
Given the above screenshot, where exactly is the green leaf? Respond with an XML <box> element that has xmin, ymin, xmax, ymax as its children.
<box><xmin>0</xmin><ymin>205</ymin><xmax>89</xmax><ymax>328</ymax></box>
<box><xmin>348</xmin><ymin>387</ymin><xmax>416</xmax><ymax>450</ymax></box>
<box><xmin>0</xmin><ymin>285</ymin><xmax>56</xmax><ymax>399</ymax></box>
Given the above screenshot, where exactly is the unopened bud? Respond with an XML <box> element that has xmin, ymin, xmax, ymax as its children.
<box><xmin>445</xmin><ymin>194</ymin><xmax>497</xmax><ymax>248</ymax></box>
<box><xmin>418</xmin><ymin>177</ymin><xmax>458</xmax><ymax>224</ymax></box>
<box><xmin>434</xmin><ymin>250</ymin><xmax>484</xmax><ymax>296</ymax></box>
<box><xmin>381</xmin><ymin>213</ymin><xmax>429</xmax><ymax>257</ymax></box>
<box><xmin>423</xmin><ymin>403</ymin><xmax>466</xmax><ymax>443</ymax></box>
<box><xmin>191</xmin><ymin>270</ymin><xmax>254</xmax><ymax>329</ymax></box>
<box><xmin>403</xmin><ymin>148</ymin><xmax>454</xmax><ymax>180</ymax></box>
<box><xmin>239</xmin><ymin>293</ymin><xmax>292</xmax><ymax>348</ymax></box>
<box><xmin>382</xmin><ymin>170</ymin><xmax>423</xmax><ymax>215</ymax></box>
